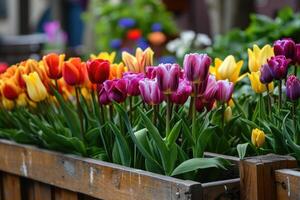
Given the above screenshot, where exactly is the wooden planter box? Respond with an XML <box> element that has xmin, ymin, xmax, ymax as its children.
<box><xmin>0</xmin><ymin>139</ymin><xmax>240</xmax><ymax>200</ymax></box>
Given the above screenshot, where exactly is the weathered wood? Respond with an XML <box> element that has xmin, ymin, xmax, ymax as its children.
<box><xmin>275</xmin><ymin>168</ymin><xmax>300</xmax><ymax>200</ymax></box>
<box><xmin>239</xmin><ymin>154</ymin><xmax>297</xmax><ymax>200</ymax></box>
<box><xmin>201</xmin><ymin>178</ymin><xmax>240</xmax><ymax>199</ymax></box>
<box><xmin>2</xmin><ymin>173</ymin><xmax>21</xmax><ymax>200</ymax></box>
<box><xmin>27</xmin><ymin>181</ymin><xmax>52</xmax><ymax>200</ymax></box>
<box><xmin>0</xmin><ymin>139</ymin><xmax>201</xmax><ymax>200</ymax></box>
<box><xmin>0</xmin><ymin>172</ymin><xmax>3</xmax><ymax>200</ymax></box>
<box><xmin>54</xmin><ymin>187</ymin><xmax>78</xmax><ymax>200</ymax></box>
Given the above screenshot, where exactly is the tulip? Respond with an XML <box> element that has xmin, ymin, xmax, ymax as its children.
<box><xmin>122</xmin><ymin>47</ymin><xmax>154</xmax><ymax>73</ymax></box>
<box><xmin>170</xmin><ymin>79</ymin><xmax>192</xmax><ymax>104</ymax></box>
<box><xmin>98</xmin><ymin>85</ymin><xmax>111</xmax><ymax>105</ymax></box>
<box><xmin>294</xmin><ymin>44</ymin><xmax>300</xmax><ymax>64</ymax></box>
<box><xmin>16</xmin><ymin>93</ymin><xmax>28</xmax><ymax>107</ymax></box>
<box><xmin>215</xmin><ymin>80</ymin><xmax>234</xmax><ymax>103</ymax></box>
<box><xmin>0</xmin><ymin>62</ymin><xmax>8</xmax><ymax>74</ymax></box>
<box><xmin>123</xmin><ymin>72</ymin><xmax>144</xmax><ymax>96</ymax></box>
<box><xmin>1</xmin><ymin>79</ymin><xmax>21</xmax><ymax>100</ymax></box>
<box><xmin>86</xmin><ymin>59</ymin><xmax>110</xmax><ymax>84</ymax></box>
<box><xmin>43</xmin><ymin>53</ymin><xmax>65</xmax><ymax>79</ymax></box>
<box><xmin>248</xmin><ymin>44</ymin><xmax>274</xmax><ymax>72</ymax></box>
<box><xmin>110</xmin><ymin>62</ymin><xmax>127</xmax><ymax>79</ymax></box>
<box><xmin>203</xmin><ymin>75</ymin><xmax>218</xmax><ymax>100</ymax></box>
<box><xmin>210</xmin><ymin>55</ymin><xmax>246</xmax><ymax>83</ymax></box>
<box><xmin>103</xmin><ymin>79</ymin><xmax>127</xmax><ymax>103</ymax></box>
<box><xmin>183</xmin><ymin>53</ymin><xmax>211</xmax><ymax>83</ymax></box>
<box><xmin>251</xmin><ymin>128</ymin><xmax>265</xmax><ymax>148</ymax></box>
<box><xmin>267</xmin><ymin>55</ymin><xmax>289</xmax><ymax>80</ymax></box>
<box><xmin>286</xmin><ymin>75</ymin><xmax>300</xmax><ymax>101</ymax></box>
<box><xmin>248</xmin><ymin>71</ymin><xmax>274</xmax><ymax>94</ymax></box>
<box><xmin>195</xmin><ymin>98</ymin><xmax>215</xmax><ymax>112</ymax></box>
<box><xmin>224</xmin><ymin>106</ymin><xmax>232</xmax><ymax>123</ymax></box>
<box><xmin>63</xmin><ymin>58</ymin><xmax>88</xmax><ymax>86</ymax></box>
<box><xmin>155</xmin><ymin>63</ymin><xmax>181</xmax><ymax>94</ymax></box>
<box><xmin>259</xmin><ymin>64</ymin><xmax>273</xmax><ymax>84</ymax></box>
<box><xmin>139</xmin><ymin>78</ymin><xmax>164</xmax><ymax>105</ymax></box>
<box><xmin>2</xmin><ymin>98</ymin><xmax>14</xmax><ymax>110</ymax></box>
<box><xmin>22</xmin><ymin>72</ymin><xmax>48</xmax><ymax>102</ymax></box>
<box><xmin>145</xmin><ymin>66</ymin><xmax>156</xmax><ymax>79</ymax></box>
<box><xmin>90</xmin><ymin>52</ymin><xmax>116</xmax><ymax>63</ymax></box>
<box><xmin>274</xmin><ymin>38</ymin><xmax>295</xmax><ymax>60</ymax></box>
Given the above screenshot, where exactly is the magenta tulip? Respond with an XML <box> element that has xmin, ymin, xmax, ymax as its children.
<box><xmin>203</xmin><ymin>75</ymin><xmax>218</xmax><ymax>100</ymax></box>
<box><xmin>267</xmin><ymin>56</ymin><xmax>289</xmax><ymax>80</ymax></box>
<box><xmin>294</xmin><ymin>44</ymin><xmax>300</xmax><ymax>64</ymax></box>
<box><xmin>183</xmin><ymin>53</ymin><xmax>211</xmax><ymax>83</ymax></box>
<box><xmin>170</xmin><ymin>79</ymin><xmax>192</xmax><ymax>104</ymax></box>
<box><xmin>139</xmin><ymin>78</ymin><xmax>164</xmax><ymax>105</ymax></box>
<box><xmin>286</xmin><ymin>75</ymin><xmax>300</xmax><ymax>101</ymax></box>
<box><xmin>195</xmin><ymin>98</ymin><xmax>215</xmax><ymax>112</ymax></box>
<box><xmin>155</xmin><ymin>63</ymin><xmax>181</xmax><ymax>94</ymax></box>
<box><xmin>274</xmin><ymin>38</ymin><xmax>295</xmax><ymax>60</ymax></box>
<box><xmin>123</xmin><ymin>72</ymin><xmax>144</xmax><ymax>96</ymax></box>
<box><xmin>145</xmin><ymin>66</ymin><xmax>156</xmax><ymax>79</ymax></box>
<box><xmin>260</xmin><ymin>64</ymin><xmax>273</xmax><ymax>84</ymax></box>
<box><xmin>103</xmin><ymin>79</ymin><xmax>127</xmax><ymax>103</ymax></box>
<box><xmin>97</xmin><ymin>84</ymin><xmax>111</xmax><ymax>105</ymax></box>
<box><xmin>215</xmin><ymin>80</ymin><xmax>234</xmax><ymax>103</ymax></box>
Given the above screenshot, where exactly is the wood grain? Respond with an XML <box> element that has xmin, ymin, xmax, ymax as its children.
<box><xmin>201</xmin><ymin>178</ymin><xmax>240</xmax><ymax>199</ymax></box>
<box><xmin>28</xmin><ymin>181</ymin><xmax>52</xmax><ymax>200</ymax></box>
<box><xmin>239</xmin><ymin>154</ymin><xmax>297</xmax><ymax>200</ymax></box>
<box><xmin>54</xmin><ymin>187</ymin><xmax>78</xmax><ymax>200</ymax></box>
<box><xmin>275</xmin><ymin>168</ymin><xmax>300</xmax><ymax>200</ymax></box>
<box><xmin>1</xmin><ymin>173</ymin><xmax>21</xmax><ymax>200</ymax></box>
<box><xmin>0</xmin><ymin>139</ymin><xmax>201</xmax><ymax>200</ymax></box>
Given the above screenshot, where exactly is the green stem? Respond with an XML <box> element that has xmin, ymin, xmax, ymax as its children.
<box><xmin>278</xmin><ymin>80</ymin><xmax>282</xmax><ymax>111</ymax></box>
<box><xmin>75</xmin><ymin>87</ymin><xmax>84</xmax><ymax>139</ymax></box>
<box><xmin>192</xmin><ymin>83</ymin><xmax>198</xmax><ymax>157</ymax></box>
<box><xmin>54</xmin><ymin>79</ymin><xmax>59</xmax><ymax>91</ymax></box>
<box><xmin>152</xmin><ymin>105</ymin><xmax>157</xmax><ymax>126</ymax></box>
<box><xmin>109</xmin><ymin>105</ymin><xmax>114</xmax><ymax>122</ymax></box>
<box><xmin>221</xmin><ymin>103</ymin><xmax>225</xmax><ymax>130</ymax></box>
<box><xmin>295</xmin><ymin>65</ymin><xmax>298</xmax><ymax>77</ymax></box>
<box><xmin>292</xmin><ymin>101</ymin><xmax>298</xmax><ymax>143</ymax></box>
<box><xmin>266</xmin><ymin>84</ymin><xmax>272</xmax><ymax>118</ymax></box>
<box><xmin>188</xmin><ymin>97</ymin><xmax>194</xmax><ymax>119</ymax></box>
<box><xmin>166</xmin><ymin>95</ymin><xmax>171</xmax><ymax>138</ymax></box>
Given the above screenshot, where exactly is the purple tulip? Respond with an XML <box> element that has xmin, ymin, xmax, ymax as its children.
<box><xmin>195</xmin><ymin>98</ymin><xmax>215</xmax><ymax>112</ymax></box>
<box><xmin>139</xmin><ymin>78</ymin><xmax>164</xmax><ymax>105</ymax></box>
<box><xmin>123</xmin><ymin>72</ymin><xmax>144</xmax><ymax>96</ymax></box>
<box><xmin>215</xmin><ymin>80</ymin><xmax>234</xmax><ymax>103</ymax></box>
<box><xmin>286</xmin><ymin>75</ymin><xmax>300</xmax><ymax>101</ymax></box>
<box><xmin>170</xmin><ymin>79</ymin><xmax>192</xmax><ymax>105</ymax></box>
<box><xmin>294</xmin><ymin>44</ymin><xmax>300</xmax><ymax>64</ymax></box>
<box><xmin>97</xmin><ymin>84</ymin><xmax>111</xmax><ymax>105</ymax></box>
<box><xmin>260</xmin><ymin>64</ymin><xmax>273</xmax><ymax>84</ymax></box>
<box><xmin>155</xmin><ymin>63</ymin><xmax>181</xmax><ymax>94</ymax></box>
<box><xmin>274</xmin><ymin>38</ymin><xmax>296</xmax><ymax>60</ymax></box>
<box><xmin>267</xmin><ymin>56</ymin><xmax>289</xmax><ymax>80</ymax></box>
<box><xmin>103</xmin><ymin>79</ymin><xmax>127</xmax><ymax>103</ymax></box>
<box><xmin>183</xmin><ymin>53</ymin><xmax>211</xmax><ymax>83</ymax></box>
<box><xmin>145</xmin><ymin>66</ymin><xmax>156</xmax><ymax>79</ymax></box>
<box><xmin>203</xmin><ymin>75</ymin><xmax>218</xmax><ymax>100</ymax></box>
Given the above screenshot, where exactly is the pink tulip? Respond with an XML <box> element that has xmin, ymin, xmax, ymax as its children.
<box><xmin>139</xmin><ymin>78</ymin><xmax>164</xmax><ymax>105</ymax></box>
<box><xmin>195</xmin><ymin>98</ymin><xmax>215</xmax><ymax>112</ymax></box>
<box><xmin>145</xmin><ymin>66</ymin><xmax>156</xmax><ymax>79</ymax></box>
<box><xmin>97</xmin><ymin>84</ymin><xmax>111</xmax><ymax>105</ymax></box>
<box><xmin>183</xmin><ymin>53</ymin><xmax>211</xmax><ymax>83</ymax></box>
<box><xmin>103</xmin><ymin>79</ymin><xmax>127</xmax><ymax>103</ymax></box>
<box><xmin>170</xmin><ymin>79</ymin><xmax>192</xmax><ymax>105</ymax></box>
<box><xmin>215</xmin><ymin>80</ymin><xmax>234</xmax><ymax>103</ymax></box>
<box><xmin>155</xmin><ymin>63</ymin><xmax>181</xmax><ymax>94</ymax></box>
<box><xmin>123</xmin><ymin>72</ymin><xmax>145</xmax><ymax>96</ymax></box>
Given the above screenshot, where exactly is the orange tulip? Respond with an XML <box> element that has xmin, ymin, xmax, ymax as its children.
<box><xmin>43</xmin><ymin>53</ymin><xmax>65</xmax><ymax>79</ymax></box>
<box><xmin>109</xmin><ymin>62</ymin><xmax>127</xmax><ymax>79</ymax></box>
<box><xmin>62</xmin><ymin>58</ymin><xmax>88</xmax><ymax>86</ymax></box>
<box><xmin>1</xmin><ymin>78</ymin><xmax>21</xmax><ymax>100</ymax></box>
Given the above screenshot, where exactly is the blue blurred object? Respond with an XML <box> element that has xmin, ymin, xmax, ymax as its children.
<box><xmin>118</xmin><ymin>18</ymin><xmax>136</xmax><ymax>28</ymax></box>
<box><xmin>136</xmin><ymin>38</ymin><xmax>149</xmax><ymax>50</ymax></box>
<box><xmin>151</xmin><ymin>23</ymin><xmax>162</xmax><ymax>32</ymax></box>
<box><xmin>110</xmin><ymin>39</ymin><xmax>122</xmax><ymax>49</ymax></box>
<box><xmin>157</xmin><ymin>55</ymin><xmax>177</xmax><ymax>64</ymax></box>
<box><xmin>66</xmin><ymin>1</ymin><xmax>84</xmax><ymax>47</ymax></box>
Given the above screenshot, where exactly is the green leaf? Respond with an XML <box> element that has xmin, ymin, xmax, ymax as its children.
<box><xmin>237</xmin><ymin>143</ymin><xmax>248</xmax><ymax>159</ymax></box>
<box><xmin>171</xmin><ymin>157</ymin><xmax>230</xmax><ymax>176</ymax></box>
<box><xmin>166</xmin><ymin>120</ymin><xmax>182</xmax><ymax>148</ymax></box>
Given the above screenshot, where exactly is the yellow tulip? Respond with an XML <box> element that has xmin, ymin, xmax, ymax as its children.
<box><xmin>90</xmin><ymin>52</ymin><xmax>116</xmax><ymax>63</ymax></box>
<box><xmin>210</xmin><ymin>55</ymin><xmax>246</xmax><ymax>83</ymax></box>
<box><xmin>16</xmin><ymin>93</ymin><xmax>28</xmax><ymax>107</ymax></box>
<box><xmin>122</xmin><ymin>47</ymin><xmax>154</xmax><ymax>73</ymax></box>
<box><xmin>2</xmin><ymin>98</ymin><xmax>14</xmax><ymax>110</ymax></box>
<box><xmin>251</xmin><ymin>128</ymin><xmax>265</xmax><ymax>148</ymax></box>
<box><xmin>22</xmin><ymin>72</ymin><xmax>48</xmax><ymax>102</ymax></box>
<box><xmin>109</xmin><ymin>62</ymin><xmax>127</xmax><ymax>79</ymax></box>
<box><xmin>248</xmin><ymin>71</ymin><xmax>274</xmax><ymax>94</ymax></box>
<box><xmin>248</xmin><ymin>44</ymin><xmax>274</xmax><ymax>72</ymax></box>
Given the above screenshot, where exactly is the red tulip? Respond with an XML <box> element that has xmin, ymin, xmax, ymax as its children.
<box><xmin>86</xmin><ymin>59</ymin><xmax>110</xmax><ymax>84</ymax></box>
<box><xmin>63</xmin><ymin>58</ymin><xmax>88</xmax><ymax>86</ymax></box>
<box><xmin>1</xmin><ymin>79</ymin><xmax>21</xmax><ymax>100</ymax></box>
<box><xmin>43</xmin><ymin>53</ymin><xmax>65</xmax><ymax>79</ymax></box>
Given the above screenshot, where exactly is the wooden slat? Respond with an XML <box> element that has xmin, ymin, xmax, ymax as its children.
<box><xmin>239</xmin><ymin>154</ymin><xmax>297</xmax><ymax>200</ymax></box>
<box><xmin>0</xmin><ymin>139</ymin><xmax>201</xmax><ymax>200</ymax></box>
<box><xmin>0</xmin><ymin>172</ymin><xmax>3</xmax><ymax>200</ymax></box>
<box><xmin>275</xmin><ymin>168</ymin><xmax>300</xmax><ymax>200</ymax></box>
<box><xmin>2</xmin><ymin>173</ymin><xmax>21</xmax><ymax>200</ymax></box>
<box><xmin>27</xmin><ymin>181</ymin><xmax>52</xmax><ymax>200</ymax></box>
<box><xmin>201</xmin><ymin>178</ymin><xmax>240</xmax><ymax>199</ymax></box>
<box><xmin>54</xmin><ymin>188</ymin><xmax>78</xmax><ymax>200</ymax></box>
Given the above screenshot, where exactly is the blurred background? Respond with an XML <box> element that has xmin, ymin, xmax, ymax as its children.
<box><xmin>0</xmin><ymin>0</ymin><xmax>300</xmax><ymax>65</ymax></box>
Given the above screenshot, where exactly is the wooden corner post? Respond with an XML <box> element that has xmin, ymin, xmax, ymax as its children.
<box><xmin>239</xmin><ymin>154</ymin><xmax>297</xmax><ymax>200</ymax></box>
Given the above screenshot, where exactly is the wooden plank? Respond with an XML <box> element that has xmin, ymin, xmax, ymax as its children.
<box><xmin>201</xmin><ymin>178</ymin><xmax>240</xmax><ymax>199</ymax></box>
<box><xmin>275</xmin><ymin>168</ymin><xmax>300</xmax><ymax>200</ymax></box>
<box><xmin>0</xmin><ymin>172</ymin><xmax>3</xmax><ymax>200</ymax></box>
<box><xmin>54</xmin><ymin>187</ymin><xmax>78</xmax><ymax>200</ymax></box>
<box><xmin>28</xmin><ymin>181</ymin><xmax>52</xmax><ymax>200</ymax></box>
<box><xmin>239</xmin><ymin>154</ymin><xmax>297</xmax><ymax>200</ymax></box>
<box><xmin>2</xmin><ymin>173</ymin><xmax>21</xmax><ymax>200</ymax></box>
<box><xmin>0</xmin><ymin>139</ymin><xmax>201</xmax><ymax>200</ymax></box>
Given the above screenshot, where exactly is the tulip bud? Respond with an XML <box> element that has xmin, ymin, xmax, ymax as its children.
<box><xmin>103</xmin><ymin>79</ymin><xmax>127</xmax><ymax>103</ymax></box>
<box><xmin>215</xmin><ymin>80</ymin><xmax>234</xmax><ymax>103</ymax></box>
<box><xmin>248</xmin><ymin>71</ymin><xmax>274</xmax><ymax>94</ymax></box>
<box><xmin>43</xmin><ymin>53</ymin><xmax>65</xmax><ymax>79</ymax></box>
<box><xmin>2</xmin><ymin>98</ymin><xmax>14</xmax><ymax>110</ymax></box>
<box><xmin>286</xmin><ymin>75</ymin><xmax>300</xmax><ymax>101</ymax></box>
<box><xmin>63</xmin><ymin>58</ymin><xmax>88</xmax><ymax>86</ymax></box>
<box><xmin>274</xmin><ymin>38</ymin><xmax>295</xmax><ymax>60</ymax></box>
<box><xmin>183</xmin><ymin>53</ymin><xmax>211</xmax><ymax>83</ymax></box>
<box><xmin>224</xmin><ymin>106</ymin><xmax>232</xmax><ymax>123</ymax></box>
<box><xmin>86</xmin><ymin>59</ymin><xmax>110</xmax><ymax>84</ymax></box>
<box><xmin>1</xmin><ymin>79</ymin><xmax>21</xmax><ymax>100</ymax></box>
<box><xmin>170</xmin><ymin>79</ymin><xmax>192</xmax><ymax>105</ymax></box>
<box><xmin>97</xmin><ymin>84</ymin><xmax>111</xmax><ymax>105</ymax></box>
<box><xmin>267</xmin><ymin>56</ymin><xmax>289</xmax><ymax>80</ymax></box>
<box><xmin>123</xmin><ymin>72</ymin><xmax>144</xmax><ymax>96</ymax></box>
<box><xmin>251</xmin><ymin>128</ymin><xmax>265</xmax><ymax>148</ymax></box>
<box><xmin>259</xmin><ymin>64</ymin><xmax>273</xmax><ymax>84</ymax></box>
<box><xmin>139</xmin><ymin>78</ymin><xmax>164</xmax><ymax>105</ymax></box>
<box><xmin>155</xmin><ymin>63</ymin><xmax>180</xmax><ymax>94</ymax></box>
<box><xmin>22</xmin><ymin>72</ymin><xmax>48</xmax><ymax>102</ymax></box>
